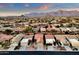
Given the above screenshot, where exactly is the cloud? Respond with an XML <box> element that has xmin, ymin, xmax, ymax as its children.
<box><xmin>25</xmin><ymin>12</ymin><xmax>31</xmax><ymax>14</ymax></box>
<box><xmin>24</xmin><ymin>4</ymin><xmax>30</xmax><ymax>7</ymax></box>
<box><xmin>37</xmin><ymin>5</ymin><xmax>49</xmax><ymax>10</ymax></box>
<box><xmin>36</xmin><ymin>4</ymin><xmax>53</xmax><ymax>10</ymax></box>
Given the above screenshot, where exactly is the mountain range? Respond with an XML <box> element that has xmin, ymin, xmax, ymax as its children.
<box><xmin>24</xmin><ymin>10</ymin><xmax>79</xmax><ymax>17</ymax></box>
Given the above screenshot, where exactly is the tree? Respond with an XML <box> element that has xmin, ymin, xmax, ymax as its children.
<box><xmin>60</xmin><ymin>23</ymin><xmax>64</xmax><ymax>27</ymax></box>
<box><xmin>24</xmin><ymin>26</ymin><xmax>34</xmax><ymax>33</ymax></box>
<box><xmin>4</xmin><ymin>29</ymin><xmax>13</xmax><ymax>35</ymax></box>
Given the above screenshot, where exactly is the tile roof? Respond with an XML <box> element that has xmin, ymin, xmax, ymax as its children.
<box><xmin>45</xmin><ymin>35</ymin><xmax>54</xmax><ymax>39</ymax></box>
<box><xmin>66</xmin><ymin>35</ymin><xmax>78</xmax><ymax>39</ymax></box>
<box><xmin>0</xmin><ymin>34</ymin><xmax>13</xmax><ymax>42</ymax></box>
<box><xmin>35</xmin><ymin>33</ymin><xmax>43</xmax><ymax>43</ymax></box>
<box><xmin>55</xmin><ymin>35</ymin><xmax>66</xmax><ymax>42</ymax></box>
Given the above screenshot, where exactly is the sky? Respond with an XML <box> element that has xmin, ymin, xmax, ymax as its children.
<box><xmin>0</xmin><ymin>3</ymin><xmax>79</xmax><ymax>16</ymax></box>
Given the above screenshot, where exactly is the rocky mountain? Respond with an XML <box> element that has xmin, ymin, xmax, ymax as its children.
<box><xmin>24</xmin><ymin>10</ymin><xmax>79</xmax><ymax>17</ymax></box>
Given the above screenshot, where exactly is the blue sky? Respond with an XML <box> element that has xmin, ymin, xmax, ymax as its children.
<box><xmin>0</xmin><ymin>3</ymin><xmax>79</xmax><ymax>16</ymax></box>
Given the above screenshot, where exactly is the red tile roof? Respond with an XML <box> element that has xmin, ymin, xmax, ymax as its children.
<box><xmin>0</xmin><ymin>34</ymin><xmax>13</xmax><ymax>41</ymax></box>
<box><xmin>35</xmin><ymin>33</ymin><xmax>43</xmax><ymax>43</ymax></box>
<box><xmin>45</xmin><ymin>35</ymin><xmax>54</xmax><ymax>39</ymax></box>
<box><xmin>55</xmin><ymin>35</ymin><xmax>66</xmax><ymax>42</ymax></box>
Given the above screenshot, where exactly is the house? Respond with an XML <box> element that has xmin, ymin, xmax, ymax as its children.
<box><xmin>54</xmin><ymin>35</ymin><xmax>73</xmax><ymax>51</ymax></box>
<box><xmin>60</xmin><ymin>27</ymin><xmax>67</xmax><ymax>32</ymax></box>
<box><xmin>0</xmin><ymin>33</ymin><xmax>13</xmax><ymax>41</ymax></box>
<box><xmin>70</xmin><ymin>27</ymin><xmax>78</xmax><ymax>32</ymax></box>
<box><xmin>8</xmin><ymin>34</ymin><xmax>24</xmax><ymax>50</ymax></box>
<box><xmin>66</xmin><ymin>35</ymin><xmax>79</xmax><ymax>47</ymax></box>
<box><xmin>56</xmin><ymin>35</ymin><xmax>69</xmax><ymax>41</ymax></box>
<box><xmin>11</xmin><ymin>34</ymin><xmax>24</xmax><ymax>43</ymax></box>
<box><xmin>8</xmin><ymin>42</ymin><xmax>18</xmax><ymax>51</ymax></box>
<box><xmin>46</xmin><ymin>24</ymin><xmax>53</xmax><ymax>31</ymax></box>
<box><xmin>55</xmin><ymin>35</ymin><xmax>66</xmax><ymax>44</ymax></box>
<box><xmin>76</xmin><ymin>35</ymin><xmax>79</xmax><ymax>41</ymax></box>
<box><xmin>21</xmin><ymin>35</ymin><xmax>33</xmax><ymax>47</ymax></box>
<box><xmin>54</xmin><ymin>35</ymin><xmax>70</xmax><ymax>51</ymax></box>
<box><xmin>33</xmin><ymin>27</ymin><xmax>40</xmax><ymax>33</ymax></box>
<box><xmin>34</xmin><ymin>33</ymin><xmax>43</xmax><ymax>43</ymax></box>
<box><xmin>0</xmin><ymin>33</ymin><xmax>13</xmax><ymax>50</ymax></box>
<box><xmin>40</xmin><ymin>27</ymin><xmax>46</xmax><ymax>32</ymax></box>
<box><xmin>45</xmin><ymin>34</ymin><xmax>55</xmax><ymax>45</ymax></box>
<box><xmin>60</xmin><ymin>27</ymin><xmax>71</xmax><ymax>32</ymax></box>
